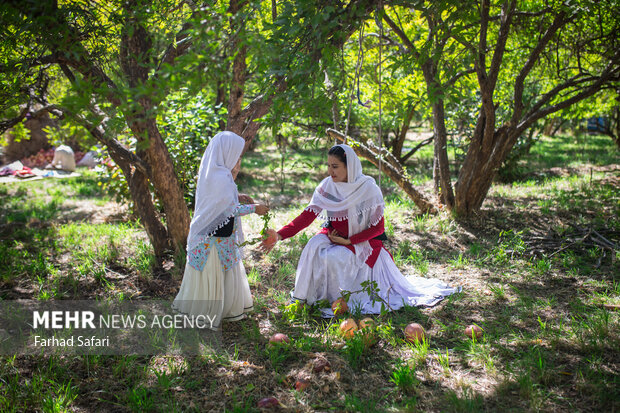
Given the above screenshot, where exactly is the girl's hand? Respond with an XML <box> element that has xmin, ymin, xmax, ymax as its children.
<box><xmin>259</xmin><ymin>229</ymin><xmax>279</xmax><ymax>252</ymax></box>
<box><xmin>328</xmin><ymin>230</ymin><xmax>351</xmax><ymax>245</ymax></box>
<box><xmin>255</xmin><ymin>204</ymin><xmax>269</xmax><ymax>215</ymax></box>
<box><xmin>238</xmin><ymin>193</ymin><xmax>254</xmax><ymax>204</ymax></box>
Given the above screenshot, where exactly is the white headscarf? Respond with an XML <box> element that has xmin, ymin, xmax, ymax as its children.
<box><xmin>187</xmin><ymin>131</ymin><xmax>245</xmax><ymax>253</ymax></box>
<box><xmin>306</xmin><ymin>144</ymin><xmax>385</xmax><ymax>264</ymax></box>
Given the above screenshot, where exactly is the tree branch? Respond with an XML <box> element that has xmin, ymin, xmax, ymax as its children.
<box><xmin>0</xmin><ymin>54</ymin><xmax>60</xmax><ymax>73</ymax></box>
<box><xmin>0</xmin><ymin>105</ymin><xmax>36</xmax><ymax>134</ymax></box>
<box><xmin>382</xmin><ymin>11</ymin><xmax>419</xmax><ymax>58</ymax></box>
<box><xmin>512</xmin><ymin>10</ymin><xmax>568</xmax><ymax>122</ymax></box>
<box><xmin>516</xmin><ymin>58</ymin><xmax>620</xmax><ymax>135</ymax></box>
<box><xmin>486</xmin><ymin>0</ymin><xmax>516</xmax><ymax>91</ymax></box>
<box><xmin>445</xmin><ymin>68</ymin><xmax>476</xmax><ymax>88</ymax></box>
<box><xmin>401</xmin><ymin>136</ymin><xmax>434</xmax><ymax>163</ymax></box>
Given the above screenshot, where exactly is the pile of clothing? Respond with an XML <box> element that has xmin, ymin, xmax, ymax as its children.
<box><xmin>0</xmin><ymin>161</ymin><xmax>36</xmax><ymax>179</ymax></box>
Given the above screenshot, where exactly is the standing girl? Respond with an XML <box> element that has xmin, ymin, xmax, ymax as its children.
<box><xmin>173</xmin><ymin>131</ymin><xmax>268</xmax><ymax>327</ymax></box>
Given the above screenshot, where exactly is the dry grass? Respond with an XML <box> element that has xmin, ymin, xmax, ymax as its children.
<box><xmin>0</xmin><ymin>157</ymin><xmax>618</xmax><ymax>411</ymax></box>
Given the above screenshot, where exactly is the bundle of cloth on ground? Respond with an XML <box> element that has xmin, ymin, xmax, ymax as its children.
<box><xmin>50</xmin><ymin>145</ymin><xmax>76</xmax><ymax>172</ymax></box>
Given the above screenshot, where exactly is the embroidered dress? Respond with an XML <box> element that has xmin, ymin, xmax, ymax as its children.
<box><xmin>173</xmin><ymin>204</ymin><xmax>255</xmax><ymax>326</ymax></box>
<box><xmin>277</xmin><ymin>144</ymin><xmax>460</xmax><ymax>316</ymax></box>
<box><xmin>172</xmin><ymin>131</ymin><xmax>254</xmax><ymax>328</ymax></box>
<box><xmin>187</xmin><ymin>204</ymin><xmax>256</xmax><ymax>272</ymax></box>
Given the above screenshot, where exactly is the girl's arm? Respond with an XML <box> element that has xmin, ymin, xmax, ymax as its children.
<box><xmin>234</xmin><ymin>203</ymin><xmax>256</xmax><ymax>217</ymax></box>
<box><xmin>277</xmin><ymin>209</ymin><xmax>318</xmax><ymax>240</ymax></box>
<box><xmin>260</xmin><ymin>209</ymin><xmax>318</xmax><ymax>252</ymax></box>
<box><xmin>328</xmin><ymin>217</ymin><xmax>385</xmax><ymax>246</ymax></box>
<box><xmin>234</xmin><ymin>203</ymin><xmax>269</xmax><ymax>217</ymax></box>
<box><xmin>349</xmin><ymin>217</ymin><xmax>385</xmax><ymax>244</ymax></box>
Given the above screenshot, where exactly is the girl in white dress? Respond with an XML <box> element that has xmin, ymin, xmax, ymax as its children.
<box><xmin>262</xmin><ymin>144</ymin><xmax>459</xmax><ymax>315</ymax></box>
<box><xmin>173</xmin><ymin>131</ymin><xmax>269</xmax><ymax>327</ymax></box>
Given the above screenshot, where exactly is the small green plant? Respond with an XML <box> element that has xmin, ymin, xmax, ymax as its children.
<box><xmin>341</xmin><ymin>333</ymin><xmax>367</xmax><ymax>369</ymax></box>
<box><xmin>412</xmin><ymin>213</ymin><xmax>430</xmax><ymax>232</ymax></box>
<box><xmin>264</xmin><ymin>341</ymin><xmax>293</xmax><ymax>373</ymax></box>
<box><xmin>343</xmin><ymin>393</ymin><xmax>380</xmax><ymax>412</ymax></box>
<box><xmin>246</xmin><ymin>267</ymin><xmax>261</xmax><ymax>285</ymax></box>
<box><xmin>448</xmin><ymin>253</ymin><xmax>469</xmax><ymax>270</ymax></box>
<box><xmin>154</xmin><ymin>370</ymin><xmax>178</xmax><ymax>391</ymax></box>
<box><xmin>488</xmin><ymin>283</ymin><xmax>507</xmax><ymax>300</ymax></box>
<box><xmin>445</xmin><ymin>387</ymin><xmax>484</xmax><ymax>412</ymax></box>
<box><xmin>407</xmin><ymin>250</ymin><xmax>429</xmax><ymax>275</ymax></box>
<box><xmin>282</xmin><ymin>300</ymin><xmax>316</xmax><ymax>323</ymax></box>
<box><xmin>468</xmin><ymin>241</ymin><xmax>484</xmax><ymax>258</ymax></box>
<box><xmin>531</xmin><ymin>257</ymin><xmax>552</xmax><ymax>275</ymax></box>
<box><xmin>463</xmin><ymin>335</ymin><xmax>495</xmax><ymax>372</ymax></box>
<box><xmin>407</xmin><ymin>334</ymin><xmax>430</xmax><ymax>366</ymax></box>
<box><xmin>126</xmin><ymin>385</ymin><xmax>155</xmax><ymax>412</ymax></box>
<box><xmin>493</xmin><ymin>230</ymin><xmax>526</xmax><ymax>264</ymax></box>
<box><xmin>389</xmin><ymin>360</ymin><xmax>419</xmax><ymax>393</ymax></box>
<box><xmin>437</xmin><ymin>348</ymin><xmax>451</xmax><ymax>375</ymax></box>
<box><xmin>40</xmin><ymin>379</ymin><xmax>78</xmax><ymax>413</ymax></box>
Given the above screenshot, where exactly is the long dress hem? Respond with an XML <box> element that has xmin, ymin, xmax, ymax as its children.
<box><xmin>292</xmin><ymin>233</ymin><xmax>460</xmax><ymax>318</ymax></box>
<box><xmin>172</xmin><ymin>245</ymin><xmax>253</xmax><ymax>328</ymax></box>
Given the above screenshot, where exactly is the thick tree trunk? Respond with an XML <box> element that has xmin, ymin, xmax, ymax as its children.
<box><xmin>120</xmin><ymin>6</ymin><xmax>191</xmax><ymax>252</ymax></box>
<box><xmin>225</xmin><ymin>0</ymin><xmax>259</xmax><ymax>150</ymax></box>
<box><xmin>430</xmin><ymin>100</ymin><xmax>455</xmax><ymax>208</ymax></box>
<box><xmin>125</xmin><ymin>114</ymin><xmax>191</xmax><ymax>251</ymax></box>
<box><xmin>64</xmin><ymin>108</ymin><xmax>173</xmax><ymax>259</ymax></box>
<box><xmin>110</xmin><ymin>148</ymin><xmax>171</xmax><ymax>258</ymax></box>
<box><xmin>454</xmin><ymin>122</ymin><xmax>515</xmax><ymax>215</ymax></box>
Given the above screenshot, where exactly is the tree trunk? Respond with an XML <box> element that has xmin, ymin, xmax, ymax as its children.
<box><xmin>110</xmin><ymin>148</ymin><xmax>171</xmax><ymax>258</ymax></box>
<box><xmin>120</xmin><ymin>5</ymin><xmax>191</xmax><ymax>252</ymax></box>
<box><xmin>125</xmin><ymin>114</ymin><xmax>191</xmax><ymax>251</ymax></box>
<box><xmin>430</xmin><ymin>99</ymin><xmax>455</xmax><ymax>208</ymax></box>
<box><xmin>422</xmin><ymin>59</ymin><xmax>455</xmax><ymax>209</ymax></box>
<box><xmin>225</xmin><ymin>0</ymin><xmax>249</xmax><ymax>144</ymax></box>
<box><xmin>65</xmin><ymin>109</ymin><xmax>173</xmax><ymax>259</ymax></box>
<box><xmin>454</xmin><ymin>121</ymin><xmax>516</xmax><ymax>215</ymax></box>
<box><xmin>216</xmin><ymin>80</ymin><xmax>228</xmax><ymax>131</ymax></box>
<box><xmin>392</xmin><ymin>102</ymin><xmax>416</xmax><ymax>162</ymax></box>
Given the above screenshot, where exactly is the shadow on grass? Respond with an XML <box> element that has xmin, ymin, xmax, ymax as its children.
<box><xmin>0</xmin><ymin>137</ymin><xmax>618</xmax><ymax>412</ymax></box>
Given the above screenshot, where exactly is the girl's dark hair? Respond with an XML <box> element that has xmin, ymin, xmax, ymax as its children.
<box><xmin>328</xmin><ymin>145</ymin><xmax>347</xmax><ymax>165</ymax></box>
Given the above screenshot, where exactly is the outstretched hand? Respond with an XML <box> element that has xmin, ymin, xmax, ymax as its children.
<box><xmin>259</xmin><ymin>229</ymin><xmax>278</xmax><ymax>252</ymax></box>
<box><xmin>255</xmin><ymin>204</ymin><xmax>270</xmax><ymax>216</ymax></box>
<box><xmin>328</xmin><ymin>229</ymin><xmax>352</xmax><ymax>246</ymax></box>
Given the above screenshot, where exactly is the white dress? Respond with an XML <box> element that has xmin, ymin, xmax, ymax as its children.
<box><xmin>173</xmin><ymin>213</ymin><xmax>253</xmax><ymax>328</ymax></box>
<box><xmin>294</xmin><ymin>233</ymin><xmax>460</xmax><ymax>316</ymax></box>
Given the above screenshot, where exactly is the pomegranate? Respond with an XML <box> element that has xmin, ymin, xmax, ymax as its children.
<box><xmin>295</xmin><ymin>378</ymin><xmax>310</xmax><ymax>391</ymax></box>
<box><xmin>339</xmin><ymin>318</ymin><xmax>358</xmax><ymax>339</ymax></box>
<box><xmin>464</xmin><ymin>324</ymin><xmax>483</xmax><ymax>339</ymax></box>
<box><xmin>257</xmin><ymin>397</ymin><xmax>279</xmax><ymax>408</ymax></box>
<box><xmin>358</xmin><ymin>317</ymin><xmax>377</xmax><ymax>346</ymax></box>
<box><xmin>331</xmin><ymin>297</ymin><xmax>348</xmax><ymax>316</ymax></box>
<box><xmin>269</xmin><ymin>333</ymin><xmax>290</xmax><ymax>344</ymax></box>
<box><xmin>404</xmin><ymin>323</ymin><xmax>425</xmax><ymax>343</ymax></box>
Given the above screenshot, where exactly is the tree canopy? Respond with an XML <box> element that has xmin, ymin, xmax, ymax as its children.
<box><xmin>1</xmin><ymin>0</ymin><xmax>618</xmax><ymax>257</ymax></box>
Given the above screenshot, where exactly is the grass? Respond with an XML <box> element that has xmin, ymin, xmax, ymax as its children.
<box><xmin>0</xmin><ymin>133</ymin><xmax>619</xmax><ymax>411</ymax></box>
